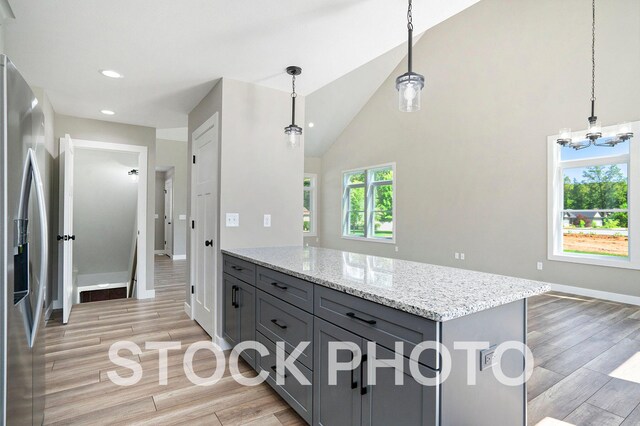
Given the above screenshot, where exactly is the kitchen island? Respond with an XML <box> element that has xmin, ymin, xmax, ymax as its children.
<box><xmin>221</xmin><ymin>246</ymin><xmax>549</xmax><ymax>426</ymax></box>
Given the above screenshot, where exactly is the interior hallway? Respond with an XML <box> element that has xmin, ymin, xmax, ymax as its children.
<box><xmin>43</xmin><ymin>255</ymin><xmax>304</xmax><ymax>425</ymax></box>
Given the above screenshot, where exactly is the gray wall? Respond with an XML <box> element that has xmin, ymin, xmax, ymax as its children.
<box><xmin>52</xmin><ymin>113</ymin><xmax>156</xmax><ymax>302</ymax></box>
<box><xmin>187</xmin><ymin>78</ymin><xmax>304</xmax><ymax>339</ymax></box>
<box><xmin>73</xmin><ymin>148</ymin><xmax>137</xmax><ymax>279</ymax></box>
<box><xmin>154</xmin><ymin>171</ymin><xmax>166</xmax><ymax>251</ymax></box>
<box><xmin>318</xmin><ymin>0</ymin><xmax>640</xmax><ymax>298</ymax></box>
<box><xmin>156</xmin><ymin>138</ymin><xmax>188</xmax><ymax>256</ymax></box>
<box><xmin>304</xmin><ymin>156</ymin><xmax>322</xmax><ymax>247</ymax></box>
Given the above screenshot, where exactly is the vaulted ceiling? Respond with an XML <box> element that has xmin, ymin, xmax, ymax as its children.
<box><xmin>5</xmin><ymin>0</ymin><xmax>479</xmax><ymax>152</ymax></box>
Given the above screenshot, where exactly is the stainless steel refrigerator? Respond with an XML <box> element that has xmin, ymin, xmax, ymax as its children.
<box><xmin>0</xmin><ymin>55</ymin><xmax>48</xmax><ymax>425</ymax></box>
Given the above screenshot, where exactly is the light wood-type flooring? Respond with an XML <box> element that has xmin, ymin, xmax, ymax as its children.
<box><xmin>44</xmin><ymin>255</ymin><xmax>640</xmax><ymax>425</ymax></box>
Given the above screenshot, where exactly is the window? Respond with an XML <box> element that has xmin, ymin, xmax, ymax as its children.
<box><xmin>342</xmin><ymin>163</ymin><xmax>395</xmax><ymax>242</ymax></box>
<box><xmin>548</xmin><ymin>121</ymin><xmax>639</xmax><ymax>269</ymax></box>
<box><xmin>303</xmin><ymin>174</ymin><xmax>317</xmax><ymax>236</ymax></box>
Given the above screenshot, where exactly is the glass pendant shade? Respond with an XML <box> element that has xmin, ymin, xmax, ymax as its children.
<box><xmin>284</xmin><ymin>124</ymin><xmax>302</xmax><ymax>149</ymax></box>
<box><xmin>587</xmin><ymin>119</ymin><xmax>602</xmax><ymax>140</ymax></box>
<box><xmin>557</xmin><ymin>128</ymin><xmax>572</xmax><ymax>145</ymax></box>
<box><xmin>617</xmin><ymin>122</ymin><xmax>633</xmax><ymax>138</ymax></box>
<box><xmin>396</xmin><ymin>72</ymin><xmax>425</xmax><ymax>112</ymax></box>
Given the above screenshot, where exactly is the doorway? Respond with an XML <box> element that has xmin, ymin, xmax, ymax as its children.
<box><xmin>190</xmin><ymin>113</ymin><xmax>219</xmax><ymax>337</ymax></box>
<box><xmin>164</xmin><ymin>177</ymin><xmax>173</xmax><ymax>257</ymax></box>
<box><xmin>154</xmin><ymin>167</ymin><xmax>175</xmax><ymax>258</ymax></box>
<box><xmin>58</xmin><ymin>135</ymin><xmax>149</xmax><ymax>324</ymax></box>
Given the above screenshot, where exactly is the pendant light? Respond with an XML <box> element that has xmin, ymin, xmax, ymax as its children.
<box><xmin>557</xmin><ymin>0</ymin><xmax>633</xmax><ymax>150</ymax></box>
<box><xmin>284</xmin><ymin>66</ymin><xmax>303</xmax><ymax>148</ymax></box>
<box><xmin>395</xmin><ymin>0</ymin><xmax>425</xmax><ymax>112</ymax></box>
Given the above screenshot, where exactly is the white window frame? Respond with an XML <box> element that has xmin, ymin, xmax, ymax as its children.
<box><xmin>341</xmin><ymin>162</ymin><xmax>396</xmax><ymax>244</ymax></box>
<box><xmin>547</xmin><ymin>121</ymin><xmax>640</xmax><ymax>270</ymax></box>
<box><xmin>304</xmin><ymin>173</ymin><xmax>317</xmax><ymax>237</ymax></box>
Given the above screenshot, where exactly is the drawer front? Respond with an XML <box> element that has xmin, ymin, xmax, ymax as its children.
<box><xmin>223</xmin><ymin>255</ymin><xmax>256</xmax><ymax>285</ymax></box>
<box><xmin>257</xmin><ymin>332</ymin><xmax>313</xmax><ymax>424</ymax></box>
<box><xmin>257</xmin><ymin>266</ymin><xmax>314</xmax><ymax>313</ymax></box>
<box><xmin>314</xmin><ymin>286</ymin><xmax>439</xmax><ymax>369</ymax></box>
<box><xmin>256</xmin><ymin>290</ymin><xmax>314</xmax><ymax>370</ymax></box>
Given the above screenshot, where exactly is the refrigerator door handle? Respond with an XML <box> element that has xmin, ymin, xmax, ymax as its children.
<box><xmin>16</xmin><ymin>148</ymin><xmax>48</xmax><ymax>348</ymax></box>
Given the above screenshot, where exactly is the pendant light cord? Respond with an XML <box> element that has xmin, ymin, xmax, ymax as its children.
<box><xmin>590</xmin><ymin>0</ymin><xmax>596</xmax><ymax>118</ymax></box>
<box><xmin>291</xmin><ymin>74</ymin><xmax>297</xmax><ymax>125</ymax></box>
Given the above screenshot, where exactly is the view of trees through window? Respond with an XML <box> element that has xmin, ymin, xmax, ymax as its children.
<box><xmin>562</xmin><ymin>164</ymin><xmax>628</xmax><ymax>257</ymax></box>
<box><xmin>303</xmin><ymin>176</ymin><xmax>314</xmax><ymax>233</ymax></box>
<box><xmin>344</xmin><ymin>166</ymin><xmax>394</xmax><ymax>240</ymax></box>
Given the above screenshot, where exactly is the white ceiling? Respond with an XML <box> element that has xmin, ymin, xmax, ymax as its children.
<box><xmin>5</xmin><ymin>0</ymin><xmax>479</xmax><ymax>129</ymax></box>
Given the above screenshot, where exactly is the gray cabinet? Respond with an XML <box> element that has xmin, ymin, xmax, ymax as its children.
<box><xmin>223</xmin><ymin>273</ymin><xmax>256</xmax><ymax>368</ymax></box>
<box><xmin>314</xmin><ymin>318</ymin><xmax>363</xmax><ymax>426</ymax></box>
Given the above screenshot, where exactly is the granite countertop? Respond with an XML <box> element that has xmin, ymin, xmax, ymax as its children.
<box><xmin>222</xmin><ymin>246</ymin><xmax>550</xmax><ymax>322</ymax></box>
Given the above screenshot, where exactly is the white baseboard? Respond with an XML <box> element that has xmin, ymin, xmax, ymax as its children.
<box><xmin>172</xmin><ymin>254</ymin><xmax>186</xmax><ymax>260</ymax></box>
<box><xmin>550</xmin><ymin>283</ymin><xmax>640</xmax><ymax>306</ymax></box>
<box><xmin>137</xmin><ymin>289</ymin><xmax>156</xmax><ymax>300</ymax></box>
<box><xmin>215</xmin><ymin>334</ymin><xmax>232</xmax><ymax>351</ymax></box>
<box><xmin>45</xmin><ymin>303</ymin><xmax>53</xmax><ymax>322</ymax></box>
<box><xmin>52</xmin><ymin>299</ymin><xmax>62</xmax><ymax>310</ymax></box>
<box><xmin>184</xmin><ymin>301</ymin><xmax>192</xmax><ymax>319</ymax></box>
<box><xmin>155</xmin><ymin>250</ymin><xmax>166</xmax><ymax>255</ymax></box>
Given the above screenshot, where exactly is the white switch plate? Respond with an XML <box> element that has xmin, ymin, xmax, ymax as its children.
<box><xmin>460</xmin><ymin>253</ymin><xmax>465</xmax><ymax>260</ymax></box>
<box><xmin>263</xmin><ymin>214</ymin><xmax>271</xmax><ymax>227</ymax></box>
<box><xmin>537</xmin><ymin>262</ymin><xmax>543</xmax><ymax>270</ymax></box>
<box><xmin>179</xmin><ymin>214</ymin><xmax>187</xmax><ymax>220</ymax></box>
<box><xmin>455</xmin><ymin>252</ymin><xmax>460</xmax><ymax>260</ymax></box>
<box><xmin>226</xmin><ymin>213</ymin><xmax>240</xmax><ymax>227</ymax></box>
<box><xmin>395</xmin><ymin>246</ymin><xmax>399</xmax><ymax>252</ymax></box>
<box><xmin>154</xmin><ymin>214</ymin><xmax>159</xmax><ymax>219</ymax></box>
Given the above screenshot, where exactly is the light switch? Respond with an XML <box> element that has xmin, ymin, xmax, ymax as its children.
<box><xmin>155</xmin><ymin>214</ymin><xmax>159</xmax><ymax>219</ymax></box>
<box><xmin>179</xmin><ymin>214</ymin><xmax>187</xmax><ymax>220</ymax></box>
<box><xmin>226</xmin><ymin>213</ymin><xmax>240</xmax><ymax>227</ymax></box>
<box><xmin>537</xmin><ymin>262</ymin><xmax>543</xmax><ymax>270</ymax></box>
<box><xmin>264</xmin><ymin>214</ymin><xmax>271</xmax><ymax>227</ymax></box>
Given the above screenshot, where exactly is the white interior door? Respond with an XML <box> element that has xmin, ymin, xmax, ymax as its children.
<box><xmin>191</xmin><ymin>116</ymin><xmax>218</xmax><ymax>337</ymax></box>
<box><xmin>58</xmin><ymin>134</ymin><xmax>74</xmax><ymax>324</ymax></box>
<box><xmin>164</xmin><ymin>178</ymin><xmax>173</xmax><ymax>257</ymax></box>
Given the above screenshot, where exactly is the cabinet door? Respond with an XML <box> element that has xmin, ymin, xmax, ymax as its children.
<box><xmin>223</xmin><ymin>275</ymin><xmax>239</xmax><ymax>346</ymax></box>
<box><xmin>314</xmin><ymin>318</ymin><xmax>363</xmax><ymax>426</ymax></box>
<box><xmin>237</xmin><ymin>280</ymin><xmax>256</xmax><ymax>368</ymax></box>
<box><xmin>362</xmin><ymin>344</ymin><xmax>438</xmax><ymax>426</ymax></box>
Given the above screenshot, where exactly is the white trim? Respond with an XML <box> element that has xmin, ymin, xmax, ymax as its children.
<box><xmin>45</xmin><ymin>303</ymin><xmax>53</xmax><ymax>322</ymax></box>
<box><xmin>341</xmin><ymin>162</ymin><xmax>396</xmax><ymax>244</ymax></box>
<box><xmin>184</xmin><ymin>301</ymin><xmax>192</xmax><ymax>319</ymax></box>
<box><xmin>52</xmin><ymin>299</ymin><xmax>62</xmax><ymax>310</ymax></box>
<box><xmin>215</xmin><ymin>335</ymin><xmax>232</xmax><ymax>351</ymax></box>
<box><xmin>76</xmin><ymin>282</ymin><xmax>127</xmax><ymax>304</ymax></box>
<box><xmin>65</xmin><ymin>138</ymin><xmax>151</xmax><ymax>298</ymax></box>
<box><xmin>172</xmin><ymin>254</ymin><xmax>186</xmax><ymax>260</ymax></box>
<box><xmin>303</xmin><ymin>173</ymin><xmax>318</xmax><ymax>237</ymax></box>
<box><xmin>192</xmin><ymin>114</ymin><xmax>217</xmax><ymax>141</ymax></box>
<box><xmin>550</xmin><ymin>282</ymin><xmax>640</xmax><ymax>306</ymax></box>
<box><xmin>155</xmin><ymin>250</ymin><xmax>166</xmax><ymax>255</ymax></box>
<box><xmin>547</xmin><ymin>121</ymin><xmax>640</xmax><ymax>270</ymax></box>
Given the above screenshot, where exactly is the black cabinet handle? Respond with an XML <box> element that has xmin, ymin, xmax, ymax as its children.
<box><xmin>346</xmin><ymin>312</ymin><xmax>377</xmax><ymax>325</ymax></box>
<box><xmin>205</xmin><ymin>240</ymin><xmax>213</xmax><ymax>247</ymax></box>
<box><xmin>271</xmin><ymin>319</ymin><xmax>288</xmax><ymax>329</ymax></box>
<box><xmin>69</xmin><ymin>235</ymin><xmax>76</xmax><ymax>241</ymax></box>
<box><xmin>231</xmin><ymin>265</ymin><xmax>243</xmax><ymax>271</ymax></box>
<box><xmin>271</xmin><ymin>282</ymin><xmax>288</xmax><ymax>290</ymax></box>
<box><xmin>270</xmin><ymin>365</ymin><xmax>288</xmax><ymax>379</ymax></box>
<box><xmin>57</xmin><ymin>235</ymin><xmax>64</xmax><ymax>241</ymax></box>
<box><xmin>232</xmin><ymin>285</ymin><xmax>239</xmax><ymax>308</ymax></box>
<box><xmin>361</xmin><ymin>354</ymin><xmax>368</xmax><ymax>395</ymax></box>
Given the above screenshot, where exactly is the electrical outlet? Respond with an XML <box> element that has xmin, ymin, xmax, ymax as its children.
<box><xmin>455</xmin><ymin>252</ymin><xmax>460</xmax><ymax>260</ymax></box>
<box><xmin>460</xmin><ymin>253</ymin><xmax>465</xmax><ymax>260</ymax></box>
<box><xmin>225</xmin><ymin>213</ymin><xmax>240</xmax><ymax>227</ymax></box>
<box><xmin>395</xmin><ymin>246</ymin><xmax>399</xmax><ymax>252</ymax></box>
<box><xmin>263</xmin><ymin>214</ymin><xmax>271</xmax><ymax>227</ymax></box>
<box><xmin>480</xmin><ymin>346</ymin><xmax>497</xmax><ymax>371</ymax></box>
<box><xmin>537</xmin><ymin>262</ymin><xmax>543</xmax><ymax>270</ymax></box>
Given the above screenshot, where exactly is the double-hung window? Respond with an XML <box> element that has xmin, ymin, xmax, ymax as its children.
<box><xmin>342</xmin><ymin>163</ymin><xmax>395</xmax><ymax>242</ymax></box>
<box><xmin>548</xmin><ymin>121</ymin><xmax>639</xmax><ymax>269</ymax></box>
<box><xmin>303</xmin><ymin>174</ymin><xmax>317</xmax><ymax>236</ymax></box>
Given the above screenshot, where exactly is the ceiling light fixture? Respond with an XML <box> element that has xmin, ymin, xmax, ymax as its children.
<box><xmin>284</xmin><ymin>66</ymin><xmax>303</xmax><ymax>148</ymax></box>
<box><xmin>100</xmin><ymin>109</ymin><xmax>115</xmax><ymax>116</ymax></box>
<box><xmin>128</xmin><ymin>169</ymin><xmax>139</xmax><ymax>182</ymax></box>
<box><xmin>308</xmin><ymin>122</ymin><xmax>314</xmax><ymax>128</ymax></box>
<box><xmin>100</xmin><ymin>69</ymin><xmax>123</xmax><ymax>79</ymax></box>
<box><xmin>557</xmin><ymin>0</ymin><xmax>633</xmax><ymax>150</ymax></box>
<box><xmin>395</xmin><ymin>0</ymin><xmax>425</xmax><ymax>112</ymax></box>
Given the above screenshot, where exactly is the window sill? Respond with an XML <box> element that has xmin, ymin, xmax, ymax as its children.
<box><xmin>303</xmin><ymin>232</ymin><xmax>317</xmax><ymax>238</ymax></box>
<box><xmin>548</xmin><ymin>252</ymin><xmax>639</xmax><ymax>270</ymax></box>
<box><xmin>341</xmin><ymin>235</ymin><xmax>396</xmax><ymax>245</ymax></box>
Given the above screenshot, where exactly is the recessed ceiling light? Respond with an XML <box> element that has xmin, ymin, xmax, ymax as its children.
<box><xmin>100</xmin><ymin>69</ymin><xmax>123</xmax><ymax>79</ymax></box>
<box><xmin>308</xmin><ymin>122</ymin><xmax>314</xmax><ymax>128</ymax></box>
<box><xmin>100</xmin><ymin>109</ymin><xmax>115</xmax><ymax>115</ymax></box>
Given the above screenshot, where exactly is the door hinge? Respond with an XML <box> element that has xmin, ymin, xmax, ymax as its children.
<box><xmin>164</xmin><ymin>190</ymin><xmax>167</xmax><ymax>194</ymax></box>
<box><xmin>192</xmin><ymin>155</ymin><xmax>196</xmax><ymax>164</ymax></box>
<box><xmin>191</xmin><ymin>220</ymin><xmax>195</xmax><ymax>229</ymax></box>
<box><xmin>191</xmin><ymin>286</ymin><xmax>194</xmax><ymax>294</ymax></box>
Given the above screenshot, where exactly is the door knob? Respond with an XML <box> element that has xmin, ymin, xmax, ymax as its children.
<box><xmin>57</xmin><ymin>235</ymin><xmax>64</xmax><ymax>241</ymax></box>
<box><xmin>69</xmin><ymin>235</ymin><xmax>76</xmax><ymax>241</ymax></box>
<box><xmin>205</xmin><ymin>240</ymin><xmax>213</xmax><ymax>247</ymax></box>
